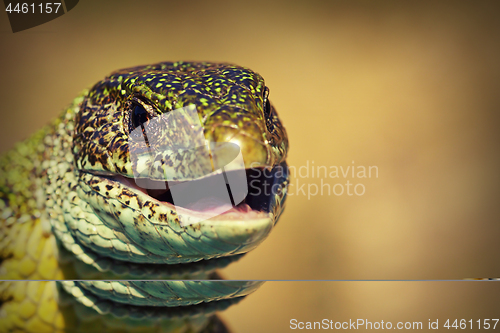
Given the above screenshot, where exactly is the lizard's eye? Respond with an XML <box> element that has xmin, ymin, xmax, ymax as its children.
<box><xmin>263</xmin><ymin>87</ymin><xmax>271</xmax><ymax>118</ymax></box>
<box><xmin>131</xmin><ymin>102</ymin><xmax>151</xmax><ymax>129</ymax></box>
<box><xmin>129</xmin><ymin>98</ymin><xmax>159</xmax><ymax>145</ymax></box>
<box><xmin>262</xmin><ymin>86</ymin><xmax>275</xmax><ymax>133</ymax></box>
<box><xmin>264</xmin><ymin>98</ymin><xmax>271</xmax><ymax>119</ymax></box>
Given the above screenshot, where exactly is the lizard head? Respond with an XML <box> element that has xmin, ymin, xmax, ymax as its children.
<box><xmin>67</xmin><ymin>62</ymin><xmax>289</xmax><ymax>265</ymax></box>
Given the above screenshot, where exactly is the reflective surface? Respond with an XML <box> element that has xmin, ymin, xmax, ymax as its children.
<box><xmin>2</xmin><ymin>281</ymin><xmax>500</xmax><ymax>332</ymax></box>
<box><xmin>0</xmin><ymin>280</ymin><xmax>263</xmax><ymax>332</ymax></box>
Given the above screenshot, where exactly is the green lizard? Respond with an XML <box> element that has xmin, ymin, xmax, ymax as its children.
<box><xmin>0</xmin><ymin>62</ymin><xmax>289</xmax><ymax>332</ymax></box>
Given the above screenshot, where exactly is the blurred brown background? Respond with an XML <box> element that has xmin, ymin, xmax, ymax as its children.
<box><xmin>1</xmin><ymin>0</ymin><xmax>500</xmax><ymax>331</ymax></box>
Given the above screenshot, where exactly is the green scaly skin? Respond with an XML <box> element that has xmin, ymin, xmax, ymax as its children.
<box><xmin>0</xmin><ymin>62</ymin><xmax>289</xmax><ymax>332</ymax></box>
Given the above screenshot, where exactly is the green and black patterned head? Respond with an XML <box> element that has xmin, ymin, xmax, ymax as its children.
<box><xmin>73</xmin><ymin>62</ymin><xmax>287</xmax><ymax>177</ymax></box>
<box><xmin>61</xmin><ymin>62</ymin><xmax>289</xmax><ymax>266</ymax></box>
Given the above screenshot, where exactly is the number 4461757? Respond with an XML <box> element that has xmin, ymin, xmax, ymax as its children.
<box><xmin>5</xmin><ymin>3</ymin><xmax>62</xmax><ymax>14</ymax></box>
<box><xmin>444</xmin><ymin>319</ymin><xmax>499</xmax><ymax>329</ymax></box>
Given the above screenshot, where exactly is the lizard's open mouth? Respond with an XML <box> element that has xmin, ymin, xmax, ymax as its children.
<box><xmin>74</xmin><ymin>162</ymin><xmax>288</xmax><ymax>265</ymax></box>
<box><xmin>113</xmin><ymin>162</ymin><xmax>288</xmax><ymax>217</ymax></box>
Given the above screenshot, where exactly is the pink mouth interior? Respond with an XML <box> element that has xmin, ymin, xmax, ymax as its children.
<box><xmin>183</xmin><ymin>197</ymin><xmax>252</xmax><ymax>214</ymax></box>
<box><xmin>113</xmin><ymin>175</ymin><xmax>257</xmax><ymax>217</ymax></box>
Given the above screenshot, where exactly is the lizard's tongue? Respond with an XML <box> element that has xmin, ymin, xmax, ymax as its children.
<box><xmin>184</xmin><ymin>197</ymin><xmax>252</xmax><ymax>214</ymax></box>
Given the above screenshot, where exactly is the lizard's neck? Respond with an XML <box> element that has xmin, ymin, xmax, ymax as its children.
<box><xmin>0</xmin><ymin>94</ymin><xmax>82</xmax><ymax>280</ymax></box>
<box><xmin>39</xmin><ymin>97</ymin><xmax>81</xmax><ymax>235</ymax></box>
<box><xmin>0</xmin><ymin>97</ymin><xmax>78</xmax><ymax>222</ymax></box>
